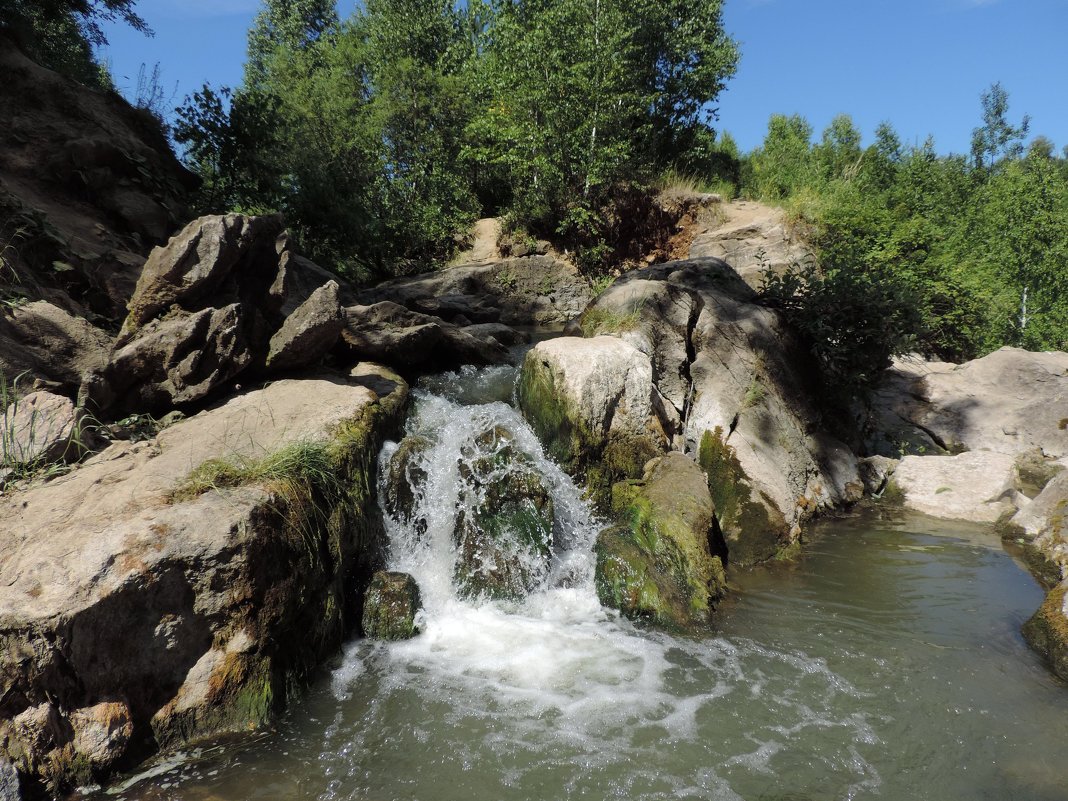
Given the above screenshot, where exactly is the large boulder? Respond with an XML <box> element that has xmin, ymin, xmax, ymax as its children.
<box><xmin>0</xmin><ymin>367</ymin><xmax>407</xmax><ymax>796</ymax></box>
<box><xmin>83</xmin><ymin>215</ymin><xmax>353</xmax><ymax>417</ymax></box>
<box><xmin>595</xmin><ymin>453</ymin><xmax>725</xmax><ymax>628</ymax></box>
<box><xmin>889</xmin><ymin>451</ymin><xmax>1020</xmax><ymax>524</ymax></box>
<box><xmin>573</xmin><ymin>259</ymin><xmax>861</xmax><ymax>562</ymax></box>
<box><xmin>342</xmin><ymin>301</ymin><xmax>510</xmax><ymax>370</ymax></box>
<box><xmin>517</xmin><ymin>336</ymin><xmax>669</xmax><ymax>505</ymax></box>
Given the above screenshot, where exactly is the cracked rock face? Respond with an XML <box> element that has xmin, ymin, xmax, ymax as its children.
<box><xmin>570</xmin><ymin>258</ymin><xmax>861</xmax><ymax>563</ymax></box>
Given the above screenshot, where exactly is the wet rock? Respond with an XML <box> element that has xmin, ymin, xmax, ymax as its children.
<box><xmin>69</xmin><ymin>702</ymin><xmax>134</xmax><ymax>772</ymax></box>
<box><xmin>580</xmin><ymin>259</ymin><xmax>861</xmax><ymax>560</ymax></box>
<box><xmin>265</xmin><ymin>280</ymin><xmax>344</xmax><ymax>372</ymax></box>
<box><xmin>362</xmin><ymin>572</ymin><xmax>423</xmax><ymax>640</ymax></box>
<box><xmin>595</xmin><ymin>453</ymin><xmax>724</xmax><ymax>628</ymax></box>
<box><xmin>1005</xmin><ymin>472</ymin><xmax>1068</xmax><ymax>582</ymax></box>
<box><xmin>1</xmin><ymin>391</ymin><xmax>79</xmax><ymax>468</ymax></box>
<box><xmin>453</xmin><ymin>425</ymin><xmax>554</xmax><ymax>600</ymax></box>
<box><xmin>383</xmin><ymin>435</ymin><xmax>432</xmax><ymax>535</ymax></box>
<box><xmin>1023</xmin><ymin>581</ymin><xmax>1068</xmax><ymax>683</ymax></box>
<box><xmin>462</xmin><ymin>323</ymin><xmax>530</xmax><ymax>348</ymax></box>
<box><xmin>409</xmin><ymin>293</ymin><xmax>501</xmax><ymax>323</ymax></box>
<box><xmin>517</xmin><ymin>336</ymin><xmax>667</xmax><ymax>506</ymax></box>
<box><xmin>0</xmin><ymin>368</ymin><xmax>407</xmax><ymax>794</ymax></box>
<box><xmin>858</xmin><ymin>455</ymin><xmax>899</xmax><ymax>496</ymax></box>
<box><xmin>1015</xmin><ymin>448</ymin><xmax>1065</xmax><ymax>499</ymax></box>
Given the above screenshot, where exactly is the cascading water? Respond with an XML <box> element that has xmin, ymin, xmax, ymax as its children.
<box><xmin>104</xmin><ymin>358</ymin><xmax>1068</xmax><ymax>801</ymax></box>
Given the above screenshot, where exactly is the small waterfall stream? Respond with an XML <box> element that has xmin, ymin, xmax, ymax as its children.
<box><xmin>104</xmin><ymin>358</ymin><xmax>1068</xmax><ymax>801</ymax></box>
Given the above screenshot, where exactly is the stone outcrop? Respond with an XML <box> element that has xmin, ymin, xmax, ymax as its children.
<box><xmin>1023</xmin><ymin>581</ymin><xmax>1068</xmax><ymax>683</ymax></box>
<box><xmin>517</xmin><ymin>335</ymin><xmax>669</xmax><ymax>505</ymax></box>
<box><xmin>0</xmin><ymin>366</ymin><xmax>407</xmax><ymax>796</ymax></box>
<box><xmin>357</xmin><ymin>255</ymin><xmax>592</xmax><ymax>326</ymax></box>
<box><xmin>0</xmin><ymin>302</ymin><xmax>112</xmax><ymax>397</ymax></box>
<box><xmin>362</xmin><ymin>572</ymin><xmax>423</xmax><ymax>641</ymax></box>
<box><xmin>595</xmin><ymin>453</ymin><xmax>725</xmax><ymax>628</ymax></box>
<box><xmin>342</xmin><ymin>301</ymin><xmax>511</xmax><ymax>370</ymax></box>
<box><xmin>568</xmin><ymin>258</ymin><xmax>861</xmax><ymax>563</ymax></box>
<box><xmin>83</xmin><ymin>214</ymin><xmax>351</xmax><ymax>418</ymax></box>
<box><xmin>891</xmin><ymin>451</ymin><xmax>1020</xmax><ymax>524</ymax></box>
<box><xmin>687</xmin><ymin>200</ymin><xmax>816</xmax><ymax>289</ymax></box>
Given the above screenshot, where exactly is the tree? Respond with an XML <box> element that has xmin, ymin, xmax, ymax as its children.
<box><xmin>746</xmin><ymin>114</ymin><xmax>816</xmax><ymax>199</ymax></box>
<box><xmin>815</xmin><ymin>114</ymin><xmax>862</xmax><ymax>183</ymax></box>
<box><xmin>970</xmin><ymin>82</ymin><xmax>1030</xmax><ymax>171</ymax></box>
<box><xmin>0</xmin><ymin>0</ymin><xmax>149</xmax><ymax>86</ymax></box>
<box><xmin>244</xmin><ymin>0</ymin><xmax>338</xmax><ymax>89</ymax></box>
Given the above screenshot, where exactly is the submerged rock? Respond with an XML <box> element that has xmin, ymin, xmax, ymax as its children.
<box><xmin>383</xmin><ymin>435</ymin><xmax>432</xmax><ymax>536</ymax></box>
<box><xmin>595</xmin><ymin>453</ymin><xmax>724</xmax><ymax>628</ymax></box>
<box><xmin>1023</xmin><ymin>581</ymin><xmax>1068</xmax><ymax>683</ymax></box>
<box><xmin>362</xmin><ymin>571</ymin><xmax>423</xmax><ymax>640</ymax></box>
<box><xmin>453</xmin><ymin>425</ymin><xmax>555</xmax><ymax>600</ymax></box>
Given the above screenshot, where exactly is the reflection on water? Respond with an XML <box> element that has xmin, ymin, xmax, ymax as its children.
<box><xmin>97</xmin><ymin>363</ymin><xmax>1068</xmax><ymax>801</ymax></box>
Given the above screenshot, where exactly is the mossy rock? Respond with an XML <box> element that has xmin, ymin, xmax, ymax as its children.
<box><xmin>453</xmin><ymin>425</ymin><xmax>555</xmax><ymax>600</ymax></box>
<box><xmin>1015</xmin><ymin>448</ymin><xmax>1066</xmax><ymax>499</ymax></box>
<box><xmin>517</xmin><ymin>350</ymin><xmax>660</xmax><ymax>509</ymax></box>
<box><xmin>594</xmin><ymin>454</ymin><xmax>723</xmax><ymax>629</ymax></box>
<box><xmin>384</xmin><ymin>435</ymin><xmax>431</xmax><ymax>535</ymax></box>
<box><xmin>362</xmin><ymin>571</ymin><xmax>423</xmax><ymax>640</ymax></box>
<box><xmin>1022</xmin><ymin>582</ymin><xmax>1068</xmax><ymax>682</ymax></box>
<box><xmin>698</xmin><ymin>427</ymin><xmax>791</xmax><ymax>566</ymax></box>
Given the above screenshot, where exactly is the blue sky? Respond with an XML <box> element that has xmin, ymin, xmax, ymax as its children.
<box><xmin>101</xmin><ymin>0</ymin><xmax>1068</xmax><ymax>156</ymax></box>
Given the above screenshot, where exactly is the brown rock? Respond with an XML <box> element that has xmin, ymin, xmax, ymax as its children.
<box><xmin>265</xmin><ymin>281</ymin><xmax>344</xmax><ymax>372</ymax></box>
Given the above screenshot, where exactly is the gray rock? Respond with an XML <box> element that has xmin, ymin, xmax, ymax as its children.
<box><xmin>266</xmin><ymin>280</ymin><xmax>344</xmax><ymax>372</ymax></box>
<box><xmin>1</xmin><ymin>391</ymin><xmax>79</xmax><ymax>468</ymax></box>
<box><xmin>269</xmin><ymin>247</ymin><xmax>355</xmax><ymax>317</ymax></box>
<box><xmin>462</xmin><ymin>323</ymin><xmax>530</xmax><ymax>347</ymax></box>
<box><xmin>87</xmin><ymin>304</ymin><xmax>251</xmax><ymax>417</ymax></box>
<box><xmin>123</xmin><ymin>213</ymin><xmax>284</xmax><ymax>334</ymax></box>
<box><xmin>891</xmin><ymin>451</ymin><xmax>1019</xmax><ymax>523</ymax></box>
<box><xmin>0</xmin><ymin>757</ymin><xmax>20</xmax><ymax>801</ymax></box>
<box><xmin>0</xmin><ymin>369</ymin><xmax>407</xmax><ymax>794</ymax></box>
<box><xmin>858</xmin><ymin>455</ymin><xmax>899</xmax><ymax>495</ymax></box>
<box><xmin>0</xmin><ymin>301</ymin><xmax>112</xmax><ymax>395</ymax></box>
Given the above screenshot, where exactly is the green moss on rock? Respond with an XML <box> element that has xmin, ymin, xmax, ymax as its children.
<box><xmin>594</xmin><ymin>454</ymin><xmax>723</xmax><ymax>629</ymax></box>
<box><xmin>362</xmin><ymin>571</ymin><xmax>423</xmax><ymax>640</ymax></box>
<box><xmin>1023</xmin><ymin>582</ymin><xmax>1068</xmax><ymax>682</ymax></box>
<box><xmin>698</xmin><ymin>427</ymin><xmax>790</xmax><ymax>566</ymax></box>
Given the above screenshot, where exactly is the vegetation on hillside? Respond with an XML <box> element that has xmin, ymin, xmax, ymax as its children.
<box><xmin>173</xmin><ymin>0</ymin><xmax>739</xmax><ymax>279</ymax></box>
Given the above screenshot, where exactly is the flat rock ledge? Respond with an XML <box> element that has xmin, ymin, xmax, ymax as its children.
<box><xmin>0</xmin><ymin>366</ymin><xmax>407</xmax><ymax>798</ymax></box>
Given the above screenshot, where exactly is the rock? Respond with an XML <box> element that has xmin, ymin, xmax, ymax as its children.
<box><xmin>1022</xmin><ymin>581</ymin><xmax>1068</xmax><ymax>683</ymax></box>
<box><xmin>358</xmin><ymin>255</ymin><xmax>592</xmax><ymax>326</ymax></box>
<box><xmin>461</xmin><ymin>323</ymin><xmax>530</xmax><ymax>347</ymax></box>
<box><xmin>341</xmin><ymin>302</ymin><xmax>509</xmax><ymax>370</ymax></box>
<box><xmin>269</xmin><ymin>246</ymin><xmax>356</xmax><ymax>318</ymax></box>
<box><xmin>577</xmin><ymin>258</ymin><xmax>860</xmax><ymax>560</ymax></box>
<box><xmin>517</xmin><ymin>336</ymin><xmax>667</xmax><ymax>505</ymax></box>
<box><xmin>595</xmin><ymin>453</ymin><xmax>724</xmax><ymax>628</ymax></box>
<box><xmin>687</xmin><ymin>200</ymin><xmax>816</xmax><ymax>289</ymax></box>
<box><xmin>409</xmin><ymin>293</ymin><xmax>501</xmax><ymax>323</ymax></box>
<box><xmin>123</xmin><ymin>213</ymin><xmax>284</xmax><ymax>334</ymax></box>
<box><xmin>453</xmin><ymin>426</ymin><xmax>554</xmax><ymax>599</ymax></box>
<box><xmin>1014</xmin><ymin>448</ymin><xmax>1065</xmax><ymax>499</ymax></box>
<box><xmin>0</xmin><ymin>368</ymin><xmax>407</xmax><ymax>794</ymax></box>
<box><xmin>1</xmin><ymin>391</ymin><xmax>79</xmax><ymax>469</ymax></box>
<box><xmin>362</xmin><ymin>571</ymin><xmax>423</xmax><ymax>640</ymax></box>
<box><xmin>265</xmin><ymin>280</ymin><xmax>344</xmax><ymax>372</ymax></box>
<box><xmin>1005</xmin><ymin>472</ymin><xmax>1068</xmax><ymax>583</ymax></box>
<box><xmin>889</xmin><ymin>451</ymin><xmax>1019</xmax><ymax>523</ymax></box>
<box><xmin>0</xmin><ymin>302</ymin><xmax>112</xmax><ymax>396</ymax></box>
<box><xmin>85</xmin><ymin>303</ymin><xmax>251</xmax><ymax>417</ymax></box>
<box><xmin>0</xmin><ymin>757</ymin><xmax>20</xmax><ymax>801</ymax></box>
<box><xmin>858</xmin><ymin>455</ymin><xmax>899</xmax><ymax>496</ymax></box>
<box><xmin>69</xmin><ymin>702</ymin><xmax>134</xmax><ymax>772</ymax></box>
<box><xmin>383</xmin><ymin>435</ymin><xmax>432</xmax><ymax>535</ymax></box>
<box><xmin>866</xmin><ymin>348</ymin><xmax>1068</xmax><ymax>460</ymax></box>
